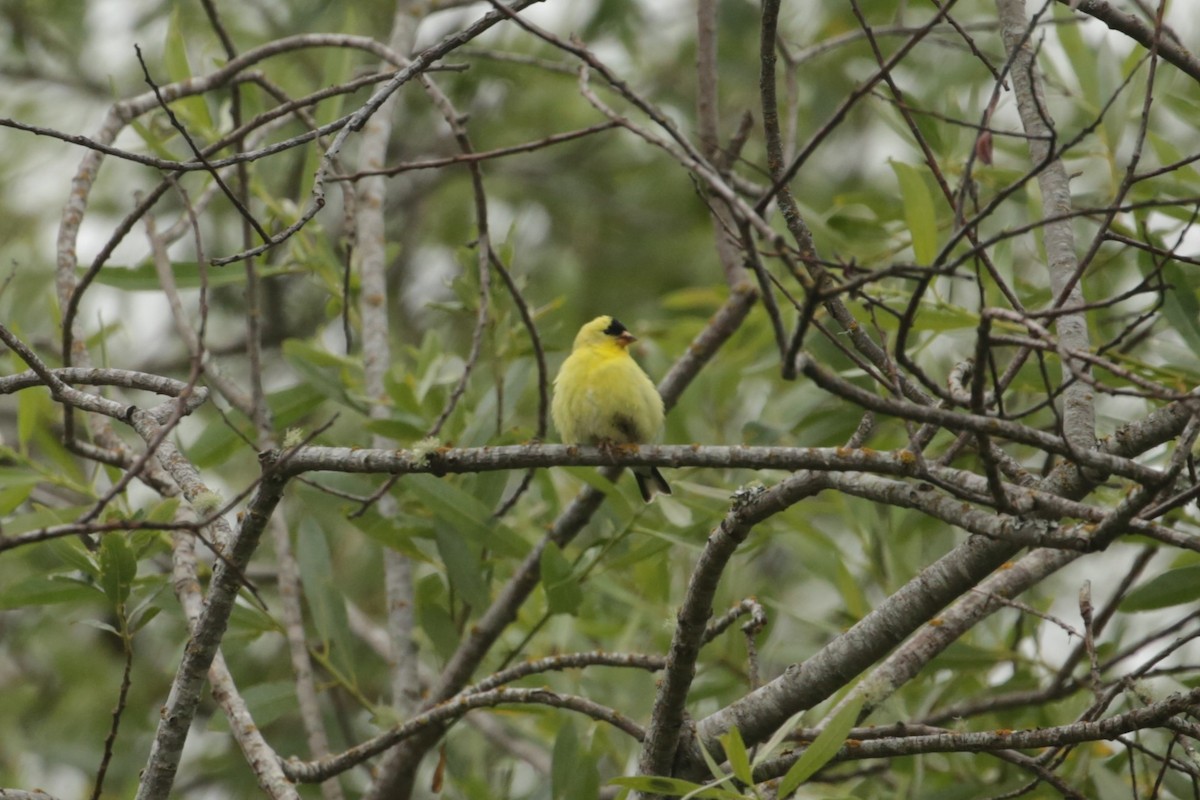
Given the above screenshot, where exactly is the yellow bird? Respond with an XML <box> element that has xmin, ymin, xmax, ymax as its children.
<box><xmin>552</xmin><ymin>316</ymin><xmax>672</xmax><ymax>502</ymax></box>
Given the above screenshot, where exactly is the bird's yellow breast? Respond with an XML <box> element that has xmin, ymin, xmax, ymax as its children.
<box><xmin>552</xmin><ymin>343</ymin><xmax>664</xmax><ymax>446</ymax></box>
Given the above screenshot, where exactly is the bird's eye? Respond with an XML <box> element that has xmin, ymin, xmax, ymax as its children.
<box><xmin>604</xmin><ymin>317</ymin><xmax>627</xmax><ymax>337</ymax></box>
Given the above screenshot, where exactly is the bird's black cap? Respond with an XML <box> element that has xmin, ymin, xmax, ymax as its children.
<box><xmin>603</xmin><ymin>317</ymin><xmax>628</xmax><ymax>337</ymax></box>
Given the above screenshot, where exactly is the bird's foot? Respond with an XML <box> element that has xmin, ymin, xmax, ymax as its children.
<box><xmin>596</xmin><ymin>439</ymin><xmax>638</xmax><ymax>462</ymax></box>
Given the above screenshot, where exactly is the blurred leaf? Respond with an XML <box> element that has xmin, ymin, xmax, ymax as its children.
<box><xmin>910</xmin><ymin>299</ymin><xmax>978</xmax><ymax>332</ymax></box>
<box><xmin>720</xmin><ymin>726</ymin><xmax>752</xmax><ymax>786</ymax></box>
<box><xmin>0</xmin><ymin>575</ymin><xmax>102</xmax><ymax>609</ymax></box>
<box><xmin>347</xmin><ymin>510</ymin><xmax>430</xmax><ymax>560</ymax></box>
<box><xmin>227</xmin><ymin>599</ymin><xmax>281</xmax><ymax>640</ymax></box>
<box><xmin>552</xmin><ymin>722</ymin><xmax>600</xmax><ymax>800</ymax></box>
<box><xmin>435</xmin><ymin>523</ymin><xmax>490</xmax><ymax>610</ymax></box>
<box><xmin>1162</xmin><ymin>264</ymin><xmax>1200</xmax><ymax>355</ymax></box>
<box><xmin>297</xmin><ymin>517</ymin><xmax>357</xmax><ymax>681</ymax></box>
<box><xmin>189</xmin><ymin>384</ymin><xmax>327</xmax><ymax>469</ymax></box>
<box><xmin>551</xmin><ymin>717</ymin><xmax>580</xmax><ymax>798</ymax></box>
<box><xmin>660</xmin><ymin>285</ymin><xmax>729</xmax><ymax>312</ymax></box>
<box><xmin>890</xmin><ymin>160</ymin><xmax>938</xmax><ymax>264</ymax></box>
<box><xmin>187</xmin><ymin>418</ymin><xmax>249</xmax><ymax>470</ymax></box>
<box><xmin>540</xmin><ymin>541</ymin><xmax>582</xmax><ymax>616</ymax></box>
<box><xmin>271</xmin><ymin>382</ymin><xmax>330</xmax><ymax>429</ymax></box>
<box><xmin>1054</xmin><ymin>4</ymin><xmax>1098</xmax><ymax>111</ymax></box>
<box><xmin>130</xmin><ymin>605</ymin><xmax>163</xmax><ymax>634</ymax></box>
<box><xmin>137</xmin><ymin>498</ymin><xmax>179</xmax><ymax>526</ymax></box>
<box><xmin>99</xmin><ymin>534</ymin><xmax>136</xmax><ymax>610</ymax></box>
<box><xmin>207</xmin><ymin>681</ymin><xmax>297</xmax><ymax>732</ymax></box>
<box><xmin>17</xmin><ymin>380</ymin><xmax>45</xmax><ymax>451</ymax></box>
<box><xmin>128</xmin><ymin>116</ymin><xmax>180</xmax><ymax>160</ymax></box>
<box><xmin>404</xmin><ymin>474</ymin><xmax>528</xmax><ymax>558</ymax></box>
<box><xmin>607</xmin><ymin>776</ymin><xmax>742</xmax><ymax>799</ymax></box>
<box><xmin>78</xmin><ymin>618</ymin><xmax>122</xmax><ymax>637</ymax></box>
<box><xmin>696</xmin><ymin>732</ymin><xmax>730</xmax><ymax>789</ymax></box>
<box><xmin>460</xmin><ymin>358</ymin><xmax>534</xmax><ymax>447</ymax></box>
<box><xmin>778</xmin><ymin>693</ymin><xmax>866</xmax><ymax>796</ymax></box>
<box><xmin>0</xmin><ymin>468</ymin><xmax>39</xmax><ymax>515</ymax></box>
<box><xmin>833</xmin><ymin>555</ymin><xmax>867</xmax><ymax>621</ymax></box>
<box><xmin>46</xmin><ymin>534</ymin><xmax>99</xmax><ymax>577</ymax></box>
<box><xmin>1122</xmin><ymin>565</ymin><xmax>1200</xmax><ymax>612</ymax></box>
<box><xmin>1094</xmin><ymin>38</ymin><xmax>1128</xmax><ymax>156</ymax></box>
<box><xmin>282</xmin><ymin>339</ymin><xmax>365</xmax><ymax>411</ymax></box>
<box><xmin>365</xmin><ymin>416</ymin><xmax>427</xmax><ymax>443</ymax></box>
<box><xmin>929</xmin><ymin>639</ymin><xmax>1012</xmax><ymax>669</ymax></box>
<box><xmin>560</xmin><ymin>466</ymin><xmax>636</xmax><ymax>517</ymax></box>
<box><xmin>417</xmin><ymin>582</ymin><xmax>459</xmax><ymax>662</ymax></box>
<box><xmin>605</xmin><ymin>534</ymin><xmax>671</xmax><ymax>572</ymax></box>
<box><xmin>163</xmin><ymin>6</ymin><xmax>214</xmax><ymax>130</ymax></box>
<box><xmin>79</xmin><ymin>262</ymin><xmax>298</xmax><ymax>292</ymax></box>
<box><xmin>1145</xmin><ymin>132</ymin><xmax>1200</xmax><ymax>189</ymax></box>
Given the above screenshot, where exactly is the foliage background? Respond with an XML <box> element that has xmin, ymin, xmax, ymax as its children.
<box><xmin>2</xmin><ymin>0</ymin><xmax>1200</xmax><ymax>799</ymax></box>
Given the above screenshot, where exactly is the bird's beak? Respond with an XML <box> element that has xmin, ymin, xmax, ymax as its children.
<box><xmin>617</xmin><ymin>332</ymin><xmax>637</xmax><ymax>347</ymax></box>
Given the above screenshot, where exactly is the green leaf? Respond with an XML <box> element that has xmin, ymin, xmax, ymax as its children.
<box><xmin>416</xmin><ymin>586</ymin><xmax>460</xmax><ymax>661</ymax></box>
<box><xmin>141</xmin><ymin>497</ymin><xmax>182</xmax><ymax>529</ymax></box>
<box><xmin>606</xmin><ymin>776</ymin><xmax>742</xmax><ymax>799</ymax></box>
<box><xmin>777</xmin><ymin>693</ymin><xmax>865</xmax><ymax>796</ymax></box>
<box><xmin>189</xmin><ymin>383</ymin><xmax>325</xmax><ymax>470</ymax></box>
<box><xmin>17</xmin><ymin>381</ymin><xmax>44</xmax><ymax>451</ymax></box>
<box><xmin>930</xmin><ymin>639</ymin><xmax>1010</xmax><ymax>669</ymax></box>
<box><xmin>832</xmin><ymin>556</ymin><xmax>867</xmax><ymax>621</ymax></box>
<box><xmin>890</xmin><ymin>160</ymin><xmax>938</xmax><ymax>264</ymax></box>
<box><xmin>1162</xmin><ymin>264</ymin><xmax>1200</xmax><ymax>355</ymax></box>
<box><xmin>459</xmin><ymin>359</ymin><xmax>534</xmax><ymax>447</ymax></box>
<box><xmin>45</xmin><ymin>534</ymin><xmax>100</xmax><ymax>577</ymax></box>
<box><xmin>347</xmin><ymin>511</ymin><xmax>430</xmax><ymax>560</ymax></box>
<box><xmin>0</xmin><ymin>575</ymin><xmax>103</xmax><ymax>610</ymax></box>
<box><xmin>694</xmin><ymin>734</ymin><xmax>728</xmax><ymax>787</ymax></box>
<box><xmin>910</xmin><ymin>299</ymin><xmax>978</xmax><ymax>332</ymax></box>
<box><xmin>435</xmin><ymin>523</ymin><xmax>490</xmax><ymax>610</ymax></box>
<box><xmin>297</xmin><ymin>518</ymin><xmax>357</xmax><ymax>681</ymax></box>
<box><xmin>282</xmin><ymin>339</ymin><xmax>364</xmax><ymax>411</ymax></box>
<box><xmin>207</xmin><ymin>681</ymin><xmax>297</xmax><ymax>732</ymax></box>
<box><xmin>78</xmin><ymin>262</ymin><xmax>298</xmax><ymax>292</ymax></box>
<box><xmin>404</xmin><ymin>474</ymin><xmax>528</xmax><ymax>558</ymax></box>
<box><xmin>1054</xmin><ymin>3</ymin><xmax>1098</xmax><ymax>111</ymax></box>
<box><xmin>605</xmin><ymin>535</ymin><xmax>672</xmax><ymax>572</ymax></box>
<box><xmin>552</xmin><ymin>723</ymin><xmax>581</xmax><ymax>800</ymax></box>
<box><xmin>560</xmin><ymin>466</ymin><xmax>636</xmax><ymax>517</ymax></box>
<box><xmin>130</xmin><ymin>604</ymin><xmax>163</xmax><ymax>634</ymax></box>
<box><xmin>720</xmin><ymin>726</ymin><xmax>752</xmax><ymax>786</ymax></box>
<box><xmin>540</xmin><ymin>542</ymin><xmax>583</xmax><ymax>616</ymax></box>
<box><xmin>98</xmin><ymin>534</ymin><xmax>137</xmax><ymax>610</ymax></box>
<box><xmin>227</xmin><ymin>599</ymin><xmax>282</xmax><ymax>640</ymax></box>
<box><xmin>270</xmin><ymin>382</ymin><xmax>331</xmax><ymax>429</ymax></box>
<box><xmin>128</xmin><ymin>117</ymin><xmax>179</xmax><ymax>160</ymax></box>
<box><xmin>78</xmin><ymin>618</ymin><xmax>123</xmax><ymax>637</ymax></box>
<box><xmin>163</xmin><ymin>6</ymin><xmax>214</xmax><ymax>130</ymax></box>
<box><xmin>364</xmin><ymin>417</ymin><xmax>427</xmax><ymax>443</ymax></box>
<box><xmin>1122</xmin><ymin>565</ymin><xmax>1200</xmax><ymax>611</ymax></box>
<box><xmin>661</xmin><ymin>285</ymin><xmax>728</xmax><ymax>313</ymax></box>
<box><xmin>756</xmin><ymin>706</ymin><xmax>809</xmax><ymax>768</ymax></box>
<box><xmin>0</xmin><ymin>468</ymin><xmax>40</xmax><ymax>515</ymax></box>
<box><xmin>1094</xmin><ymin>38</ymin><xmax>1128</xmax><ymax>155</ymax></box>
<box><xmin>187</xmin><ymin>418</ymin><xmax>250</xmax><ymax>470</ymax></box>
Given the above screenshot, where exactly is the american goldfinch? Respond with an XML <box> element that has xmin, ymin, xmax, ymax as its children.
<box><xmin>552</xmin><ymin>316</ymin><xmax>671</xmax><ymax>502</ymax></box>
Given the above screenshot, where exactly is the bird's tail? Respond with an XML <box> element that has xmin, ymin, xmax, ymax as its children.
<box><xmin>634</xmin><ymin>466</ymin><xmax>672</xmax><ymax>503</ymax></box>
